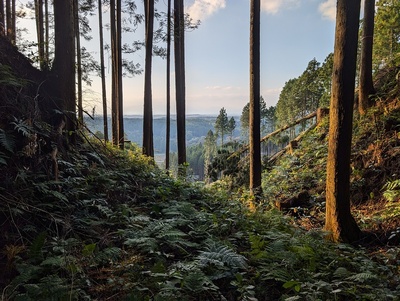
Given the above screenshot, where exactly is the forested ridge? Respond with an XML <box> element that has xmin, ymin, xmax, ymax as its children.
<box><xmin>1</xmin><ymin>0</ymin><xmax>400</xmax><ymax>300</ymax></box>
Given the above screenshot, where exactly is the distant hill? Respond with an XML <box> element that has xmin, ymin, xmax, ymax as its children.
<box><xmin>85</xmin><ymin>115</ymin><xmax>242</xmax><ymax>153</ymax></box>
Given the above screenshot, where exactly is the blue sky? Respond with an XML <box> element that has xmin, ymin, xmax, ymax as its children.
<box><xmin>180</xmin><ymin>0</ymin><xmax>337</xmax><ymax>115</ymax></box>
<box><xmin>18</xmin><ymin>0</ymin><xmax>338</xmax><ymax>116</ymax></box>
<box><xmin>105</xmin><ymin>0</ymin><xmax>338</xmax><ymax>116</ymax></box>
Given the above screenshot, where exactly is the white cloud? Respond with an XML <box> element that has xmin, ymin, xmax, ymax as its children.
<box><xmin>205</xmin><ymin>85</ymin><xmax>235</xmax><ymax>91</ymax></box>
<box><xmin>186</xmin><ymin>0</ymin><xmax>226</xmax><ymax>21</ymax></box>
<box><xmin>319</xmin><ymin>0</ymin><xmax>336</xmax><ymax>21</ymax></box>
<box><xmin>261</xmin><ymin>0</ymin><xmax>300</xmax><ymax>14</ymax></box>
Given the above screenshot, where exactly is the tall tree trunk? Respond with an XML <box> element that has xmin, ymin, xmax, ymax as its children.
<box><xmin>325</xmin><ymin>0</ymin><xmax>362</xmax><ymax>243</ymax></box>
<box><xmin>143</xmin><ymin>0</ymin><xmax>154</xmax><ymax>157</ymax></box>
<box><xmin>249</xmin><ymin>0</ymin><xmax>262</xmax><ymax>195</ymax></box>
<box><xmin>11</xmin><ymin>0</ymin><xmax>15</xmax><ymax>44</ymax></box>
<box><xmin>98</xmin><ymin>0</ymin><xmax>108</xmax><ymax>142</ymax></box>
<box><xmin>165</xmin><ymin>0</ymin><xmax>171</xmax><ymax>170</ymax></box>
<box><xmin>174</xmin><ymin>0</ymin><xmax>186</xmax><ymax>172</ymax></box>
<box><xmin>110</xmin><ymin>0</ymin><xmax>118</xmax><ymax>146</ymax></box>
<box><xmin>5</xmin><ymin>0</ymin><xmax>11</xmax><ymax>40</ymax></box>
<box><xmin>52</xmin><ymin>0</ymin><xmax>76</xmax><ymax>137</ymax></box>
<box><xmin>116</xmin><ymin>0</ymin><xmax>124</xmax><ymax>149</ymax></box>
<box><xmin>35</xmin><ymin>0</ymin><xmax>46</xmax><ymax>70</ymax></box>
<box><xmin>74</xmin><ymin>0</ymin><xmax>83</xmax><ymax>123</ymax></box>
<box><xmin>0</xmin><ymin>0</ymin><xmax>5</xmax><ymax>36</ymax></box>
<box><xmin>44</xmin><ymin>0</ymin><xmax>49</xmax><ymax>66</ymax></box>
<box><xmin>358</xmin><ymin>0</ymin><xmax>375</xmax><ymax>115</ymax></box>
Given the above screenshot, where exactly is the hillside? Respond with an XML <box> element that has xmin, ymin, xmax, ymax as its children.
<box><xmin>1</xmin><ymin>36</ymin><xmax>400</xmax><ymax>300</ymax></box>
<box><xmin>1</xmin><ymin>123</ymin><xmax>399</xmax><ymax>300</ymax></box>
<box><xmin>85</xmin><ymin>115</ymin><xmax>242</xmax><ymax>154</ymax></box>
<box><xmin>262</xmin><ymin>99</ymin><xmax>400</xmax><ymax>245</ymax></box>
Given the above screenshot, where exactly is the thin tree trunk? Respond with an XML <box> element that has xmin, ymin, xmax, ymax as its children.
<box><xmin>358</xmin><ymin>0</ymin><xmax>375</xmax><ymax>115</ymax></box>
<box><xmin>11</xmin><ymin>0</ymin><xmax>15</xmax><ymax>44</ymax></box>
<box><xmin>249</xmin><ymin>0</ymin><xmax>261</xmax><ymax>195</ymax></box>
<box><xmin>174</xmin><ymin>0</ymin><xmax>186</xmax><ymax>172</ymax></box>
<box><xmin>5</xmin><ymin>0</ymin><xmax>10</xmax><ymax>40</ymax></box>
<box><xmin>98</xmin><ymin>0</ymin><xmax>108</xmax><ymax>142</ymax></box>
<box><xmin>110</xmin><ymin>0</ymin><xmax>118</xmax><ymax>145</ymax></box>
<box><xmin>165</xmin><ymin>0</ymin><xmax>171</xmax><ymax>170</ymax></box>
<box><xmin>143</xmin><ymin>0</ymin><xmax>154</xmax><ymax>157</ymax></box>
<box><xmin>325</xmin><ymin>0</ymin><xmax>362</xmax><ymax>243</ymax></box>
<box><xmin>74</xmin><ymin>0</ymin><xmax>83</xmax><ymax>123</ymax></box>
<box><xmin>35</xmin><ymin>0</ymin><xmax>45</xmax><ymax>70</ymax></box>
<box><xmin>44</xmin><ymin>0</ymin><xmax>49</xmax><ymax>66</ymax></box>
<box><xmin>0</xmin><ymin>0</ymin><xmax>5</xmax><ymax>36</ymax></box>
<box><xmin>116</xmin><ymin>0</ymin><xmax>124</xmax><ymax>149</ymax></box>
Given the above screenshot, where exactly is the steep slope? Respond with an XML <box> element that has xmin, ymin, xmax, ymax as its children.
<box><xmin>264</xmin><ymin>97</ymin><xmax>400</xmax><ymax>245</ymax></box>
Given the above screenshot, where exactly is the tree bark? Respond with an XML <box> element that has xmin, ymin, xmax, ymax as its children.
<box><xmin>325</xmin><ymin>0</ymin><xmax>362</xmax><ymax>243</ymax></box>
<box><xmin>116</xmin><ymin>0</ymin><xmax>124</xmax><ymax>149</ymax></box>
<box><xmin>358</xmin><ymin>0</ymin><xmax>375</xmax><ymax>115</ymax></box>
<box><xmin>110</xmin><ymin>0</ymin><xmax>118</xmax><ymax>146</ymax></box>
<box><xmin>165</xmin><ymin>0</ymin><xmax>171</xmax><ymax>170</ymax></box>
<box><xmin>11</xmin><ymin>0</ymin><xmax>15</xmax><ymax>44</ymax></box>
<box><xmin>52</xmin><ymin>0</ymin><xmax>76</xmax><ymax>137</ymax></box>
<box><xmin>249</xmin><ymin>0</ymin><xmax>262</xmax><ymax>195</ymax></box>
<box><xmin>143</xmin><ymin>0</ymin><xmax>154</xmax><ymax>157</ymax></box>
<box><xmin>35</xmin><ymin>0</ymin><xmax>46</xmax><ymax>70</ymax></box>
<box><xmin>74</xmin><ymin>0</ymin><xmax>83</xmax><ymax>123</ymax></box>
<box><xmin>5</xmin><ymin>0</ymin><xmax>11</xmax><ymax>40</ymax></box>
<box><xmin>0</xmin><ymin>0</ymin><xmax>5</xmax><ymax>36</ymax></box>
<box><xmin>44</xmin><ymin>0</ymin><xmax>49</xmax><ymax>65</ymax></box>
<box><xmin>174</xmin><ymin>0</ymin><xmax>186</xmax><ymax>172</ymax></box>
<box><xmin>98</xmin><ymin>0</ymin><xmax>108</xmax><ymax>142</ymax></box>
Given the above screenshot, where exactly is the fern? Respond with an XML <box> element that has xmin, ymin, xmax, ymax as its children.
<box><xmin>28</xmin><ymin>232</ymin><xmax>47</xmax><ymax>262</ymax></box>
<box><xmin>124</xmin><ymin>237</ymin><xmax>158</xmax><ymax>252</ymax></box>
<box><xmin>0</xmin><ymin>151</ymin><xmax>8</xmax><ymax>165</ymax></box>
<box><xmin>94</xmin><ymin>247</ymin><xmax>122</xmax><ymax>264</ymax></box>
<box><xmin>0</xmin><ymin>63</ymin><xmax>25</xmax><ymax>87</ymax></box>
<box><xmin>0</xmin><ymin>129</ymin><xmax>15</xmax><ymax>152</ymax></box>
<box><xmin>11</xmin><ymin>117</ymin><xmax>34</xmax><ymax>137</ymax></box>
<box><xmin>197</xmin><ymin>241</ymin><xmax>248</xmax><ymax>270</ymax></box>
<box><xmin>182</xmin><ymin>270</ymin><xmax>218</xmax><ymax>294</ymax></box>
<box><xmin>346</xmin><ymin>272</ymin><xmax>379</xmax><ymax>283</ymax></box>
<box><xmin>382</xmin><ymin>179</ymin><xmax>400</xmax><ymax>202</ymax></box>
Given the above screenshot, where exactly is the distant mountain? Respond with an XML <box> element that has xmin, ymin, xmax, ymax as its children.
<box><xmin>85</xmin><ymin>115</ymin><xmax>242</xmax><ymax>154</ymax></box>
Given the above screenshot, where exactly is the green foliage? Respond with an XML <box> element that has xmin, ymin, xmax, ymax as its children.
<box><xmin>0</xmin><ymin>63</ymin><xmax>26</xmax><ymax>87</ymax></box>
<box><xmin>262</xmin><ymin>122</ymin><xmax>329</xmax><ymax>201</ymax></box>
<box><xmin>373</xmin><ymin>0</ymin><xmax>400</xmax><ymax>70</ymax></box>
<box><xmin>1</xmin><ymin>126</ymin><xmax>399</xmax><ymax>301</ymax></box>
<box><xmin>215</xmin><ymin>107</ymin><xmax>229</xmax><ymax>145</ymax></box>
<box><xmin>240</xmin><ymin>96</ymin><xmax>277</xmax><ymax>138</ymax></box>
<box><xmin>0</xmin><ymin>128</ymin><xmax>16</xmax><ymax>153</ymax></box>
<box><xmin>207</xmin><ymin>141</ymin><xmax>248</xmax><ymax>188</ymax></box>
<box><xmin>382</xmin><ymin>179</ymin><xmax>400</xmax><ymax>202</ymax></box>
<box><xmin>275</xmin><ymin>55</ymin><xmax>332</xmax><ymax>127</ymax></box>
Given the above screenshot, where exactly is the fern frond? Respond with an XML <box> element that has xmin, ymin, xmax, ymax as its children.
<box><xmin>260</xmin><ymin>266</ymin><xmax>292</xmax><ymax>283</ymax></box>
<box><xmin>124</xmin><ymin>237</ymin><xmax>158</xmax><ymax>252</ymax></box>
<box><xmin>182</xmin><ymin>270</ymin><xmax>218</xmax><ymax>293</ymax></box>
<box><xmin>382</xmin><ymin>179</ymin><xmax>400</xmax><ymax>202</ymax></box>
<box><xmin>346</xmin><ymin>272</ymin><xmax>379</xmax><ymax>283</ymax></box>
<box><xmin>198</xmin><ymin>241</ymin><xmax>247</xmax><ymax>270</ymax></box>
<box><xmin>0</xmin><ymin>151</ymin><xmax>8</xmax><ymax>165</ymax></box>
<box><xmin>11</xmin><ymin>118</ymin><xmax>34</xmax><ymax>137</ymax></box>
<box><xmin>28</xmin><ymin>232</ymin><xmax>47</xmax><ymax>262</ymax></box>
<box><xmin>0</xmin><ymin>129</ymin><xmax>15</xmax><ymax>152</ymax></box>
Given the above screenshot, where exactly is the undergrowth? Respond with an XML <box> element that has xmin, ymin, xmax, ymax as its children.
<box><xmin>0</xmin><ymin>135</ymin><xmax>399</xmax><ymax>300</ymax></box>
